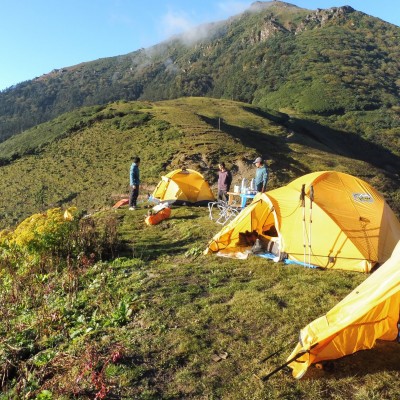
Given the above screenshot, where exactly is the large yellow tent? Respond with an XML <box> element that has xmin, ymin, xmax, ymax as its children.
<box><xmin>287</xmin><ymin>240</ymin><xmax>400</xmax><ymax>379</ymax></box>
<box><xmin>151</xmin><ymin>169</ymin><xmax>215</xmax><ymax>205</ymax></box>
<box><xmin>206</xmin><ymin>171</ymin><xmax>400</xmax><ymax>272</ymax></box>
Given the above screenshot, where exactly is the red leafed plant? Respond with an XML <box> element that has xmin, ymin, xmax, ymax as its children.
<box><xmin>74</xmin><ymin>343</ymin><xmax>125</xmax><ymax>399</ymax></box>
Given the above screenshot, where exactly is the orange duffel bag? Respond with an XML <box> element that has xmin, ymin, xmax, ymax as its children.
<box><xmin>145</xmin><ymin>207</ymin><xmax>171</xmax><ymax>225</ymax></box>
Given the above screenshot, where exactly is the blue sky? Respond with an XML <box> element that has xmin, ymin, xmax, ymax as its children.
<box><xmin>1</xmin><ymin>0</ymin><xmax>398</xmax><ymax>91</ymax></box>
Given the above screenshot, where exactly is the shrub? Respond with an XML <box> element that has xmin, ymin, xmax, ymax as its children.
<box><xmin>0</xmin><ymin>207</ymin><xmax>120</xmax><ymax>275</ymax></box>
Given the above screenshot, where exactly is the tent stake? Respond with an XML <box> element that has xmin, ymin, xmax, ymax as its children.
<box><xmin>260</xmin><ymin>343</ymin><xmax>319</xmax><ymax>381</ymax></box>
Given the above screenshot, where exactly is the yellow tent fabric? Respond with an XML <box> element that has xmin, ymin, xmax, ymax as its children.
<box><xmin>152</xmin><ymin>169</ymin><xmax>215</xmax><ymax>205</ymax></box>
<box><xmin>206</xmin><ymin>171</ymin><xmax>400</xmax><ymax>272</ymax></box>
<box><xmin>287</xmin><ymin>240</ymin><xmax>400</xmax><ymax>379</ymax></box>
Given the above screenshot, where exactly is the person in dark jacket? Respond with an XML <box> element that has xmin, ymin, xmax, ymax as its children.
<box><xmin>129</xmin><ymin>156</ymin><xmax>140</xmax><ymax>210</ymax></box>
<box><xmin>217</xmin><ymin>162</ymin><xmax>232</xmax><ymax>202</ymax></box>
<box><xmin>253</xmin><ymin>157</ymin><xmax>268</xmax><ymax>193</ymax></box>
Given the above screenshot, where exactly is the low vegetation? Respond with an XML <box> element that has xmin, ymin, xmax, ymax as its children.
<box><xmin>0</xmin><ymin>203</ymin><xmax>398</xmax><ymax>399</ymax></box>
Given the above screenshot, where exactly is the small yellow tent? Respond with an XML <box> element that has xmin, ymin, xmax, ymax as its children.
<box><xmin>206</xmin><ymin>171</ymin><xmax>400</xmax><ymax>272</ymax></box>
<box><xmin>151</xmin><ymin>169</ymin><xmax>215</xmax><ymax>205</ymax></box>
<box><xmin>287</xmin><ymin>240</ymin><xmax>400</xmax><ymax>379</ymax></box>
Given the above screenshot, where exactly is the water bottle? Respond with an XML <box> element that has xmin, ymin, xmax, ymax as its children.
<box><xmin>241</xmin><ymin>178</ymin><xmax>248</xmax><ymax>193</ymax></box>
<box><xmin>250</xmin><ymin>179</ymin><xmax>255</xmax><ymax>191</ymax></box>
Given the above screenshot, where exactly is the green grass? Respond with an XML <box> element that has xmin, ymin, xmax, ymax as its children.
<box><xmin>0</xmin><ymin>97</ymin><xmax>398</xmax><ymax>229</ymax></box>
<box><xmin>0</xmin><ymin>204</ymin><xmax>398</xmax><ymax>399</ymax></box>
<box><xmin>0</xmin><ymin>97</ymin><xmax>398</xmax><ymax>397</ymax></box>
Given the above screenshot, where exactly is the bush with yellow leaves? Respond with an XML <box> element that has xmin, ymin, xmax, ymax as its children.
<box><xmin>0</xmin><ymin>207</ymin><xmax>78</xmax><ymax>271</ymax></box>
<box><xmin>0</xmin><ymin>206</ymin><xmax>120</xmax><ymax>276</ymax></box>
<box><xmin>10</xmin><ymin>207</ymin><xmax>77</xmax><ymax>251</ymax></box>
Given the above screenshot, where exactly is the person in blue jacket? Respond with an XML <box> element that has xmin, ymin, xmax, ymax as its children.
<box><xmin>129</xmin><ymin>156</ymin><xmax>140</xmax><ymax>210</ymax></box>
<box><xmin>253</xmin><ymin>156</ymin><xmax>268</xmax><ymax>193</ymax></box>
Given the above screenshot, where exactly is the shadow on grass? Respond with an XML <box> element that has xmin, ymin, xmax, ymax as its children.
<box><xmin>244</xmin><ymin>105</ymin><xmax>400</xmax><ymax>178</ymax></box>
<box><xmin>118</xmin><ymin>237</ymin><xmax>192</xmax><ymax>261</ymax></box>
<box><xmin>302</xmin><ymin>341</ymin><xmax>400</xmax><ymax>379</ymax></box>
<box><xmin>198</xmin><ymin>114</ymin><xmax>305</xmax><ymax>182</ymax></box>
<box><xmin>170</xmin><ymin>214</ymin><xmax>200</xmax><ymax>220</ymax></box>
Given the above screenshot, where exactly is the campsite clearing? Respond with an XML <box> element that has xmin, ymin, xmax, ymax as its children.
<box><xmin>1</xmin><ymin>203</ymin><xmax>399</xmax><ymax>398</ymax></box>
<box><xmin>104</xmin><ymin>205</ymin><xmax>400</xmax><ymax>398</ymax></box>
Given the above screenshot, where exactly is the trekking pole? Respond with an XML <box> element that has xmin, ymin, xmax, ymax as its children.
<box><xmin>300</xmin><ymin>184</ymin><xmax>306</xmax><ymax>266</ymax></box>
<box><xmin>260</xmin><ymin>351</ymin><xmax>306</xmax><ymax>381</ymax></box>
<box><xmin>308</xmin><ymin>185</ymin><xmax>314</xmax><ymax>268</ymax></box>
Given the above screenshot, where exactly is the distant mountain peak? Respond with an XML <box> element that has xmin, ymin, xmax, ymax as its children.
<box><xmin>315</xmin><ymin>5</ymin><xmax>355</xmax><ymax>16</ymax></box>
<box><xmin>249</xmin><ymin>1</ymin><xmax>300</xmax><ymax>11</ymax></box>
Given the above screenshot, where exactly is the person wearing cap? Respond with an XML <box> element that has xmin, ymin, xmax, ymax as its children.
<box><xmin>253</xmin><ymin>157</ymin><xmax>268</xmax><ymax>193</ymax></box>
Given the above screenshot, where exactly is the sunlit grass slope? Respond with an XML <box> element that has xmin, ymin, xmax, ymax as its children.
<box><xmin>0</xmin><ymin>97</ymin><xmax>399</xmax><ymax>397</ymax></box>
<box><xmin>0</xmin><ymin>97</ymin><xmax>398</xmax><ymax>228</ymax></box>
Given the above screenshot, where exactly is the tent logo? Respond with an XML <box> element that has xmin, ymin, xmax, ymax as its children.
<box><xmin>352</xmin><ymin>193</ymin><xmax>373</xmax><ymax>203</ymax></box>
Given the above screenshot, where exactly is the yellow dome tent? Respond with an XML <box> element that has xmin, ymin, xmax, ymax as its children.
<box><xmin>287</xmin><ymin>240</ymin><xmax>400</xmax><ymax>379</ymax></box>
<box><xmin>151</xmin><ymin>169</ymin><xmax>215</xmax><ymax>205</ymax></box>
<box><xmin>206</xmin><ymin>171</ymin><xmax>400</xmax><ymax>272</ymax></box>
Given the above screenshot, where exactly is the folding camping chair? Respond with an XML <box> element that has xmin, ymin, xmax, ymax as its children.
<box><xmin>208</xmin><ymin>200</ymin><xmax>240</xmax><ymax>225</ymax></box>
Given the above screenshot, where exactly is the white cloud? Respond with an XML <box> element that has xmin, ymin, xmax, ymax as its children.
<box><xmin>161</xmin><ymin>10</ymin><xmax>194</xmax><ymax>38</ymax></box>
<box><xmin>158</xmin><ymin>2</ymin><xmax>252</xmax><ymax>45</ymax></box>
<box><xmin>160</xmin><ymin>10</ymin><xmax>212</xmax><ymax>45</ymax></box>
<box><xmin>216</xmin><ymin>1</ymin><xmax>252</xmax><ymax>17</ymax></box>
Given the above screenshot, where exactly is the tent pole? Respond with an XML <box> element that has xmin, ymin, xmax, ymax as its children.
<box><xmin>260</xmin><ymin>349</ymin><xmax>308</xmax><ymax>381</ymax></box>
<box><xmin>300</xmin><ymin>184</ymin><xmax>306</xmax><ymax>265</ymax></box>
<box><xmin>308</xmin><ymin>185</ymin><xmax>314</xmax><ymax>268</ymax></box>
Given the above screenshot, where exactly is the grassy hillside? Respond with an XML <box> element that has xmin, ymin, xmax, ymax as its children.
<box><xmin>0</xmin><ymin>97</ymin><xmax>399</xmax><ymax>229</ymax></box>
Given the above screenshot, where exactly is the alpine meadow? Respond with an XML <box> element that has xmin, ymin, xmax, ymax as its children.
<box><xmin>0</xmin><ymin>1</ymin><xmax>399</xmax><ymax>399</ymax></box>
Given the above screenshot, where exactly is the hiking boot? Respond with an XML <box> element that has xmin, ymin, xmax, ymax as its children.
<box><xmin>129</xmin><ymin>206</ymin><xmax>136</xmax><ymax>211</ymax></box>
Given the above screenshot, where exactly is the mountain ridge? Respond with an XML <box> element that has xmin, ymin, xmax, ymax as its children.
<box><xmin>0</xmin><ymin>1</ymin><xmax>398</xmax><ymax>151</ymax></box>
